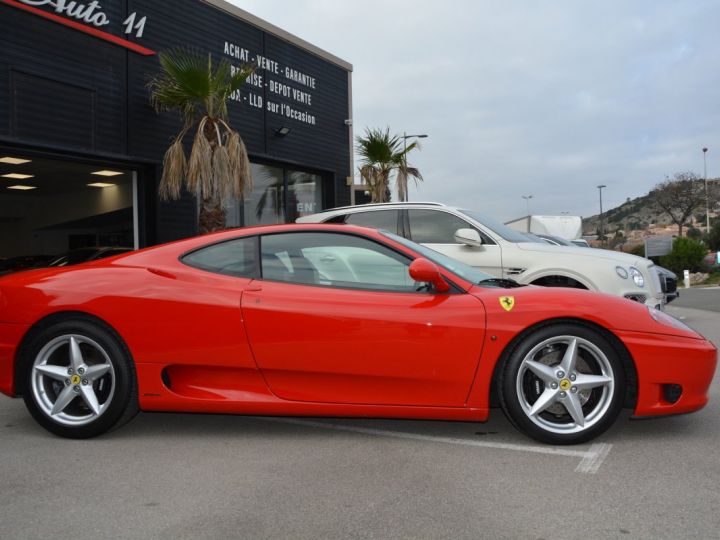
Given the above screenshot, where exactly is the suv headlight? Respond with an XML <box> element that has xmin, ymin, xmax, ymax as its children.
<box><xmin>629</xmin><ymin>267</ymin><xmax>644</xmax><ymax>287</ymax></box>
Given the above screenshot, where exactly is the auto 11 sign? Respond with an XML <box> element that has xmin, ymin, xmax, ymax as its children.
<box><xmin>1</xmin><ymin>0</ymin><xmax>155</xmax><ymax>55</ymax></box>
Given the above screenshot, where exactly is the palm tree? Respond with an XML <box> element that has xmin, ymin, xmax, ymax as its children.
<box><xmin>148</xmin><ymin>48</ymin><xmax>255</xmax><ymax>233</ymax></box>
<box><xmin>356</xmin><ymin>127</ymin><xmax>423</xmax><ymax>203</ymax></box>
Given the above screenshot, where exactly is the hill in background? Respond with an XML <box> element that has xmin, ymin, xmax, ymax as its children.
<box><xmin>582</xmin><ymin>178</ymin><xmax>719</xmax><ymax>243</ymax></box>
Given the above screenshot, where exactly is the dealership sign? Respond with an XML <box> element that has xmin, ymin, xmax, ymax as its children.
<box><xmin>224</xmin><ymin>40</ymin><xmax>320</xmax><ymax>127</ymax></box>
<box><xmin>1</xmin><ymin>0</ymin><xmax>155</xmax><ymax>55</ymax></box>
<box><xmin>644</xmin><ymin>236</ymin><xmax>673</xmax><ymax>258</ymax></box>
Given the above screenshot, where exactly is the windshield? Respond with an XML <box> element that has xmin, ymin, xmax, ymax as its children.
<box><xmin>457</xmin><ymin>209</ymin><xmax>542</xmax><ymax>243</ymax></box>
<box><xmin>381</xmin><ymin>231</ymin><xmax>493</xmax><ymax>284</ymax></box>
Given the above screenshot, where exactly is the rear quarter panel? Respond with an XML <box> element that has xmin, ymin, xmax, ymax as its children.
<box><xmin>0</xmin><ymin>263</ymin><xmax>258</xmax><ymax>397</ymax></box>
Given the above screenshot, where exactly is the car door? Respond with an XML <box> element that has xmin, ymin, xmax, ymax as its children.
<box><xmin>240</xmin><ymin>231</ymin><xmax>486</xmax><ymax>407</ymax></box>
<box><xmin>405</xmin><ymin>209</ymin><xmax>504</xmax><ymax>277</ymax></box>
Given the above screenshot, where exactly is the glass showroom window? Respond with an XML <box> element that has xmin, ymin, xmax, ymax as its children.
<box><xmin>225</xmin><ymin>164</ymin><xmax>323</xmax><ymax>226</ymax></box>
<box><xmin>242</xmin><ymin>164</ymin><xmax>285</xmax><ymax>226</ymax></box>
<box><xmin>286</xmin><ymin>170</ymin><xmax>322</xmax><ymax>222</ymax></box>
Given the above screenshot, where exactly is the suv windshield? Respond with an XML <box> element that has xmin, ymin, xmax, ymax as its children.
<box><xmin>457</xmin><ymin>209</ymin><xmax>542</xmax><ymax>243</ymax></box>
<box><xmin>381</xmin><ymin>231</ymin><xmax>493</xmax><ymax>285</ymax></box>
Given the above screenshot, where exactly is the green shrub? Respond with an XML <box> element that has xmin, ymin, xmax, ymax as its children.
<box><xmin>687</xmin><ymin>227</ymin><xmax>702</xmax><ymax>240</ymax></box>
<box><xmin>659</xmin><ymin>237</ymin><xmax>707</xmax><ymax>274</ymax></box>
<box><xmin>707</xmin><ymin>221</ymin><xmax>720</xmax><ymax>251</ymax></box>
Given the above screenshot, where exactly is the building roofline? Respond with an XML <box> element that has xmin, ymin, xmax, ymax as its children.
<box><xmin>201</xmin><ymin>0</ymin><xmax>353</xmax><ymax>72</ymax></box>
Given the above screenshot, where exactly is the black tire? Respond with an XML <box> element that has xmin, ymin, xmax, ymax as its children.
<box><xmin>498</xmin><ymin>323</ymin><xmax>625</xmax><ymax>445</ymax></box>
<box><xmin>20</xmin><ymin>318</ymin><xmax>138</xmax><ymax>438</ymax></box>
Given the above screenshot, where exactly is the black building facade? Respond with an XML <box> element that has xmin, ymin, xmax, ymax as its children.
<box><xmin>0</xmin><ymin>0</ymin><xmax>353</xmax><ymax>260</ymax></box>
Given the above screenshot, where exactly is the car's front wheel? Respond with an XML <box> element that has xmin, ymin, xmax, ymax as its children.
<box><xmin>21</xmin><ymin>318</ymin><xmax>138</xmax><ymax>438</ymax></box>
<box><xmin>499</xmin><ymin>323</ymin><xmax>625</xmax><ymax>445</ymax></box>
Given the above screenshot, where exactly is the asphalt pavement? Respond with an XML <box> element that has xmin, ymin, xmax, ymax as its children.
<box><xmin>1</xmin><ymin>297</ymin><xmax>719</xmax><ymax>539</ymax></box>
<box><xmin>671</xmin><ymin>285</ymin><xmax>720</xmax><ymax>312</ymax></box>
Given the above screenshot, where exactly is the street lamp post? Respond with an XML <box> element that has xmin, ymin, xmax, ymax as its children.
<box><xmin>401</xmin><ymin>132</ymin><xmax>428</xmax><ymax>201</ymax></box>
<box><xmin>703</xmin><ymin>147</ymin><xmax>709</xmax><ymax>232</ymax></box>
<box><xmin>597</xmin><ymin>184</ymin><xmax>607</xmax><ymax>247</ymax></box>
<box><xmin>521</xmin><ymin>195</ymin><xmax>533</xmax><ymax>214</ymax></box>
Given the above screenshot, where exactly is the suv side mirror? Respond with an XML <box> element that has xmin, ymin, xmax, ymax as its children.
<box><xmin>454</xmin><ymin>228</ymin><xmax>482</xmax><ymax>247</ymax></box>
<box><xmin>409</xmin><ymin>258</ymin><xmax>450</xmax><ymax>293</ymax></box>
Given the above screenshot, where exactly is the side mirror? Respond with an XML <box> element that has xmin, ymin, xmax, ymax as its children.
<box><xmin>409</xmin><ymin>258</ymin><xmax>450</xmax><ymax>293</ymax></box>
<box><xmin>453</xmin><ymin>228</ymin><xmax>482</xmax><ymax>247</ymax></box>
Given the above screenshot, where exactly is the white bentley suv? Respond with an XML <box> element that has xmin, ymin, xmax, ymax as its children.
<box><xmin>297</xmin><ymin>202</ymin><xmax>665</xmax><ymax>308</ymax></box>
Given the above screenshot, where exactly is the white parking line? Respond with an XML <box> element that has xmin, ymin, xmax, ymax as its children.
<box><xmin>262</xmin><ymin>418</ymin><xmax>612</xmax><ymax>474</ymax></box>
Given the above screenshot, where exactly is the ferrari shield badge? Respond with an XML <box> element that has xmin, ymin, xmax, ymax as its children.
<box><xmin>499</xmin><ymin>296</ymin><xmax>515</xmax><ymax>312</ymax></box>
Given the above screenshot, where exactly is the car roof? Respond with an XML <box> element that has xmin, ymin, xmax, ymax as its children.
<box><xmin>113</xmin><ymin>223</ymin><xmax>400</xmax><ymax>266</ymax></box>
<box><xmin>317</xmin><ymin>201</ymin><xmax>450</xmax><ymax>213</ymax></box>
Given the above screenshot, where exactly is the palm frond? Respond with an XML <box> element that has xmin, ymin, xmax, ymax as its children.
<box><xmin>158</xmin><ymin>138</ymin><xmax>187</xmax><ymax>201</ymax></box>
<box><xmin>356</xmin><ymin>127</ymin><xmax>401</xmax><ymax>165</ymax></box>
<box><xmin>157</xmin><ymin>48</ymin><xmax>211</xmax><ymax>101</ymax></box>
<box><xmin>187</xmin><ymin>117</ymin><xmax>213</xmax><ymax>196</ymax></box>
<box><xmin>226</xmin><ymin>130</ymin><xmax>253</xmax><ymax>197</ymax></box>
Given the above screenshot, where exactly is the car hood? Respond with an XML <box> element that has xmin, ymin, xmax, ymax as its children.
<box><xmin>470</xmin><ymin>284</ymin><xmax>703</xmax><ymax>340</ymax></box>
<box><xmin>515</xmin><ymin>242</ymin><xmax>647</xmax><ymax>266</ymax></box>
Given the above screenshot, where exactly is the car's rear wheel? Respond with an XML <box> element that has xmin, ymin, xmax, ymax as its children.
<box><xmin>499</xmin><ymin>323</ymin><xmax>625</xmax><ymax>445</ymax></box>
<box><xmin>21</xmin><ymin>319</ymin><xmax>138</xmax><ymax>438</ymax></box>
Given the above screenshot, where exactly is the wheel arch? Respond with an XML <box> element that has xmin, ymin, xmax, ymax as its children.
<box><xmin>14</xmin><ymin>310</ymin><xmax>131</xmax><ymax>396</ymax></box>
<box><xmin>488</xmin><ymin>317</ymin><xmax>638</xmax><ymax>410</ymax></box>
<box><xmin>527</xmin><ymin>272</ymin><xmax>593</xmax><ymax>290</ymax></box>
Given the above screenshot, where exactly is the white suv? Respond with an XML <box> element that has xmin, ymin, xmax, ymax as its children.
<box><xmin>298</xmin><ymin>202</ymin><xmax>664</xmax><ymax>308</ymax></box>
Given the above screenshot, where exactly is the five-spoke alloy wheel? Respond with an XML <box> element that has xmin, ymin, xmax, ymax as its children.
<box><xmin>21</xmin><ymin>318</ymin><xmax>138</xmax><ymax>438</ymax></box>
<box><xmin>499</xmin><ymin>323</ymin><xmax>625</xmax><ymax>445</ymax></box>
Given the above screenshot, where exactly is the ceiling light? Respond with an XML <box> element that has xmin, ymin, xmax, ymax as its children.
<box><xmin>0</xmin><ymin>156</ymin><xmax>31</xmax><ymax>165</ymax></box>
<box><xmin>91</xmin><ymin>170</ymin><xmax>124</xmax><ymax>177</ymax></box>
<box><xmin>2</xmin><ymin>173</ymin><xmax>34</xmax><ymax>179</ymax></box>
<box><xmin>87</xmin><ymin>182</ymin><xmax>116</xmax><ymax>188</ymax></box>
<box><xmin>7</xmin><ymin>185</ymin><xmax>36</xmax><ymax>190</ymax></box>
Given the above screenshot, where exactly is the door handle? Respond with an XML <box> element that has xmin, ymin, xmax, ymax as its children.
<box><xmin>245</xmin><ymin>283</ymin><xmax>262</xmax><ymax>292</ymax></box>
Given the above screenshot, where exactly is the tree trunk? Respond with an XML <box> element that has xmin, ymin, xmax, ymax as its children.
<box><xmin>199</xmin><ymin>199</ymin><xmax>226</xmax><ymax>234</ymax></box>
<box><xmin>197</xmin><ymin>118</ymin><xmax>226</xmax><ymax>234</ymax></box>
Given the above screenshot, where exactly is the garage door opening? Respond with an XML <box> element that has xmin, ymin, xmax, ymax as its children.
<box><xmin>0</xmin><ymin>152</ymin><xmax>137</xmax><ymax>273</ymax></box>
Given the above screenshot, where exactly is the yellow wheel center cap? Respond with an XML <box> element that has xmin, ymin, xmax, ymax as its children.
<box><xmin>559</xmin><ymin>378</ymin><xmax>571</xmax><ymax>391</ymax></box>
<box><xmin>70</xmin><ymin>374</ymin><xmax>81</xmax><ymax>385</ymax></box>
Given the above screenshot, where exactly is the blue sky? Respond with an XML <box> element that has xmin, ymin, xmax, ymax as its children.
<box><xmin>233</xmin><ymin>0</ymin><xmax>720</xmax><ymax>221</ymax></box>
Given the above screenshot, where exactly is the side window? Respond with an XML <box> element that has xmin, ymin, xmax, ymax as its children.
<box><xmin>182</xmin><ymin>237</ymin><xmax>258</xmax><ymax>278</ymax></box>
<box><xmin>344</xmin><ymin>210</ymin><xmax>400</xmax><ymax>234</ymax></box>
<box><xmin>261</xmin><ymin>232</ymin><xmax>420</xmax><ymax>292</ymax></box>
<box><xmin>408</xmin><ymin>209</ymin><xmax>495</xmax><ymax>245</ymax></box>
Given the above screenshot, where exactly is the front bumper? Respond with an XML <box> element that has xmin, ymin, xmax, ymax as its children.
<box><xmin>617</xmin><ymin>330</ymin><xmax>717</xmax><ymax>417</ymax></box>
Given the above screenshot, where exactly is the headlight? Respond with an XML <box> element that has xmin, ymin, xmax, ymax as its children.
<box><xmin>648</xmin><ymin>307</ymin><xmax>693</xmax><ymax>333</ymax></box>
<box><xmin>615</xmin><ymin>266</ymin><xmax>628</xmax><ymax>279</ymax></box>
<box><xmin>629</xmin><ymin>267</ymin><xmax>644</xmax><ymax>287</ymax></box>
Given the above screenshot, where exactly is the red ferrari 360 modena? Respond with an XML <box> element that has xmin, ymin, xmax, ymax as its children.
<box><xmin>0</xmin><ymin>224</ymin><xmax>716</xmax><ymax>444</ymax></box>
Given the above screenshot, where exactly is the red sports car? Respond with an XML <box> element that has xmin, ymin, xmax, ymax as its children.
<box><xmin>0</xmin><ymin>224</ymin><xmax>715</xmax><ymax>444</ymax></box>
